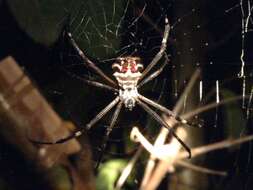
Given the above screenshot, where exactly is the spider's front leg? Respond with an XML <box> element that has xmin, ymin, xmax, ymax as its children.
<box><xmin>66</xmin><ymin>31</ymin><xmax>117</xmax><ymax>88</ymax></box>
<box><xmin>137</xmin><ymin>54</ymin><xmax>169</xmax><ymax>88</ymax></box>
<box><xmin>63</xmin><ymin>68</ymin><xmax>118</xmax><ymax>92</ymax></box>
<box><xmin>139</xmin><ymin>17</ymin><xmax>170</xmax><ymax>82</ymax></box>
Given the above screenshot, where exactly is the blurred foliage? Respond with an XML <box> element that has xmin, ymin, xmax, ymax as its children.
<box><xmin>7</xmin><ymin>0</ymin><xmax>124</xmax><ymax>59</ymax></box>
<box><xmin>0</xmin><ymin>178</ymin><xmax>10</xmax><ymax>190</ymax></box>
<box><xmin>47</xmin><ymin>166</ymin><xmax>72</xmax><ymax>190</ymax></box>
<box><xmin>7</xmin><ymin>0</ymin><xmax>69</xmax><ymax>46</ymax></box>
<box><xmin>221</xmin><ymin>89</ymin><xmax>246</xmax><ymax>139</ymax></box>
<box><xmin>96</xmin><ymin>159</ymin><xmax>128</xmax><ymax>190</ymax></box>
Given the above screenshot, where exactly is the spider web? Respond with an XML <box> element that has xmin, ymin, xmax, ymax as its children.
<box><xmin>43</xmin><ymin>0</ymin><xmax>253</xmax><ymax>189</ymax></box>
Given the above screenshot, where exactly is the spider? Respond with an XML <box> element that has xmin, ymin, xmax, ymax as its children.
<box><xmin>31</xmin><ymin>18</ymin><xmax>201</xmax><ymax>159</ymax></box>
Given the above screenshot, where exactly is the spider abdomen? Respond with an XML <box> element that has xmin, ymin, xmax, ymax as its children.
<box><xmin>119</xmin><ymin>87</ymin><xmax>138</xmax><ymax>110</ymax></box>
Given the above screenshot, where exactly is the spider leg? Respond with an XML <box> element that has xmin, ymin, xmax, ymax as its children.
<box><xmin>138</xmin><ymin>94</ymin><xmax>202</xmax><ymax>128</ymax></box>
<box><xmin>63</xmin><ymin>68</ymin><xmax>118</xmax><ymax>92</ymax></box>
<box><xmin>66</xmin><ymin>32</ymin><xmax>117</xmax><ymax>87</ymax></box>
<box><xmin>82</xmin><ymin>79</ymin><xmax>119</xmax><ymax>92</ymax></box>
<box><xmin>86</xmin><ymin>97</ymin><xmax>120</xmax><ymax>129</ymax></box>
<box><xmin>139</xmin><ymin>17</ymin><xmax>170</xmax><ymax>82</ymax></box>
<box><xmin>95</xmin><ymin>101</ymin><xmax>123</xmax><ymax>169</ymax></box>
<box><xmin>137</xmin><ymin>59</ymin><xmax>168</xmax><ymax>88</ymax></box>
<box><xmin>136</xmin><ymin>98</ymin><xmax>191</xmax><ymax>158</ymax></box>
<box><xmin>28</xmin><ymin>97</ymin><xmax>120</xmax><ymax>145</ymax></box>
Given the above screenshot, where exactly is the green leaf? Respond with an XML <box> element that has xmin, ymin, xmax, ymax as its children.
<box><xmin>7</xmin><ymin>0</ymin><xmax>125</xmax><ymax>58</ymax></box>
<box><xmin>7</xmin><ymin>0</ymin><xmax>70</xmax><ymax>46</ymax></box>
<box><xmin>96</xmin><ymin>159</ymin><xmax>127</xmax><ymax>190</ymax></box>
<box><xmin>0</xmin><ymin>178</ymin><xmax>10</xmax><ymax>190</ymax></box>
<box><xmin>47</xmin><ymin>165</ymin><xmax>72</xmax><ymax>190</ymax></box>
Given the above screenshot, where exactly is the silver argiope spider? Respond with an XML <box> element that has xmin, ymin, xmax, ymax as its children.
<box><xmin>31</xmin><ymin>18</ymin><xmax>201</xmax><ymax>158</ymax></box>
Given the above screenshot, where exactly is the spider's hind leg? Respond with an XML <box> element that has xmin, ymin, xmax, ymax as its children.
<box><xmin>95</xmin><ymin>101</ymin><xmax>123</xmax><ymax>169</ymax></box>
<box><xmin>28</xmin><ymin>97</ymin><xmax>120</xmax><ymax>145</ymax></box>
<box><xmin>138</xmin><ymin>94</ymin><xmax>203</xmax><ymax>128</ymax></box>
<box><xmin>136</xmin><ymin>98</ymin><xmax>191</xmax><ymax>158</ymax></box>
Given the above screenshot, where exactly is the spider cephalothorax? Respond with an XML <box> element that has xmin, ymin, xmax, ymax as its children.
<box><xmin>112</xmin><ymin>57</ymin><xmax>143</xmax><ymax>110</ymax></box>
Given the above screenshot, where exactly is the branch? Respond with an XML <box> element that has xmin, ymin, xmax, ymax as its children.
<box><xmin>178</xmin><ymin>134</ymin><xmax>253</xmax><ymax>159</ymax></box>
<box><xmin>0</xmin><ymin>56</ymin><xmax>95</xmax><ymax>190</ymax></box>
